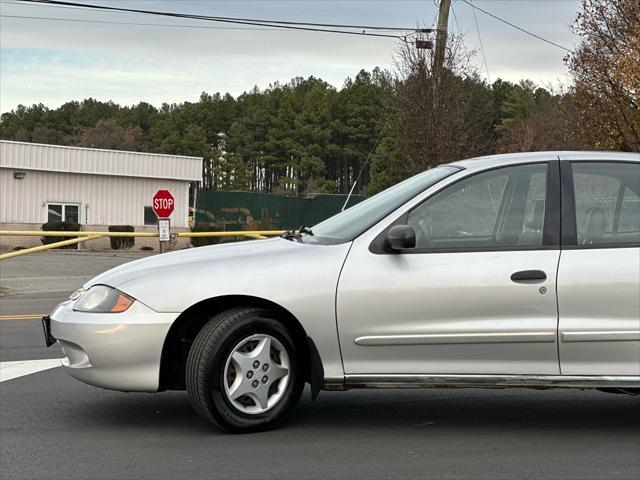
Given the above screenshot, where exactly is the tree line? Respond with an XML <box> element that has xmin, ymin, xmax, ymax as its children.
<box><xmin>1</xmin><ymin>0</ymin><xmax>637</xmax><ymax>196</ymax></box>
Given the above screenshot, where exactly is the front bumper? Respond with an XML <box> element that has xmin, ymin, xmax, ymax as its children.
<box><xmin>49</xmin><ymin>299</ymin><xmax>178</xmax><ymax>392</ymax></box>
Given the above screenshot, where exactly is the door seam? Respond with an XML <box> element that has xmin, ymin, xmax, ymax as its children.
<box><xmin>554</xmin><ymin>156</ymin><xmax>563</xmax><ymax>375</ymax></box>
<box><xmin>333</xmin><ymin>241</ymin><xmax>355</xmax><ymax>377</ymax></box>
<box><xmin>554</xmin><ymin>249</ymin><xmax>563</xmax><ymax>374</ymax></box>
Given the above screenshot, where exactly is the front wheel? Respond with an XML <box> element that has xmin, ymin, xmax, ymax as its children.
<box><xmin>186</xmin><ymin>307</ymin><xmax>305</xmax><ymax>433</ymax></box>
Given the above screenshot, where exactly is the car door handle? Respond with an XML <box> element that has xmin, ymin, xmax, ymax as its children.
<box><xmin>511</xmin><ymin>270</ymin><xmax>547</xmax><ymax>282</ymax></box>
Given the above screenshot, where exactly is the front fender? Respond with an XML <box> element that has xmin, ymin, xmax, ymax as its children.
<box><xmin>117</xmin><ymin>240</ymin><xmax>352</xmax><ymax>383</ymax></box>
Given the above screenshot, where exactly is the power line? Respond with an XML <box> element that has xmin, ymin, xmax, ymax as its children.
<box><xmin>2</xmin><ymin>0</ymin><xmax>418</xmax><ymax>33</ymax></box>
<box><xmin>450</xmin><ymin>3</ymin><xmax>462</xmax><ymax>32</ymax></box>
<box><xmin>2</xmin><ymin>1</ymin><xmax>412</xmax><ymax>34</ymax></box>
<box><xmin>5</xmin><ymin>13</ymin><xmax>401</xmax><ymax>39</ymax></box>
<box><xmin>0</xmin><ymin>13</ymin><xmax>419</xmax><ymax>39</ymax></box>
<box><xmin>0</xmin><ymin>13</ymin><xmax>277</xmax><ymax>31</ymax></box>
<box><xmin>14</xmin><ymin>0</ymin><xmax>425</xmax><ymax>38</ymax></box>
<box><xmin>459</xmin><ymin>0</ymin><xmax>572</xmax><ymax>52</ymax></box>
<box><xmin>469</xmin><ymin>0</ymin><xmax>491</xmax><ymax>83</ymax></box>
<box><xmin>450</xmin><ymin>5</ymin><xmax>473</xmax><ymax>60</ymax></box>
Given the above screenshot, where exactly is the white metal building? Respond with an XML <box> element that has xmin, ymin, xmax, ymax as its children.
<box><xmin>0</xmin><ymin>140</ymin><xmax>202</xmax><ymax>249</ymax></box>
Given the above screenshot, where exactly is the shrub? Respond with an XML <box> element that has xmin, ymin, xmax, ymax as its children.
<box><xmin>41</xmin><ymin>221</ymin><xmax>82</xmax><ymax>249</ymax></box>
<box><xmin>190</xmin><ymin>223</ymin><xmax>223</xmax><ymax>247</ymax></box>
<box><xmin>108</xmin><ymin>225</ymin><xmax>135</xmax><ymax>250</ymax></box>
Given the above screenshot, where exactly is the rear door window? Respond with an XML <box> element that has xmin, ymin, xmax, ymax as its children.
<box><xmin>572</xmin><ymin>162</ymin><xmax>640</xmax><ymax>245</ymax></box>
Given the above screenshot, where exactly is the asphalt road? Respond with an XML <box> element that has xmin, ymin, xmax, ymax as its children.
<box><xmin>1</xmin><ymin>252</ymin><xmax>639</xmax><ymax>480</ymax></box>
<box><xmin>0</xmin><ymin>250</ymin><xmax>153</xmax><ymax>315</ymax></box>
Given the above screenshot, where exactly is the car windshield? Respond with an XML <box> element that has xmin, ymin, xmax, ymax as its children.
<box><xmin>306</xmin><ymin>166</ymin><xmax>460</xmax><ymax>244</ymax></box>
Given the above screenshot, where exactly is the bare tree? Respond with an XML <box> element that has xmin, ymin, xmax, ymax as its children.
<box><xmin>382</xmin><ymin>34</ymin><xmax>495</xmax><ymax>178</ymax></box>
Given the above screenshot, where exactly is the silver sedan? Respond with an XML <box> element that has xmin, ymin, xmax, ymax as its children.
<box><xmin>44</xmin><ymin>151</ymin><xmax>640</xmax><ymax>432</ymax></box>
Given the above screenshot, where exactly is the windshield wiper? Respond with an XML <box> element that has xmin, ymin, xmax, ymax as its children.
<box><xmin>281</xmin><ymin>225</ymin><xmax>313</xmax><ymax>242</ymax></box>
<box><xmin>281</xmin><ymin>230</ymin><xmax>303</xmax><ymax>241</ymax></box>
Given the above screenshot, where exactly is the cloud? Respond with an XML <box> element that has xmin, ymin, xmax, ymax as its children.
<box><xmin>0</xmin><ymin>46</ymin><xmax>379</xmax><ymax>111</ymax></box>
<box><xmin>0</xmin><ymin>0</ymin><xmax>581</xmax><ymax>112</ymax></box>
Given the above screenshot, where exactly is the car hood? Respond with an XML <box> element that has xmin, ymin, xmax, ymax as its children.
<box><xmin>85</xmin><ymin>237</ymin><xmax>302</xmax><ymax>289</ymax></box>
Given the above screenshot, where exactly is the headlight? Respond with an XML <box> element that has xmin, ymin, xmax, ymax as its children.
<box><xmin>73</xmin><ymin>285</ymin><xmax>134</xmax><ymax>313</ymax></box>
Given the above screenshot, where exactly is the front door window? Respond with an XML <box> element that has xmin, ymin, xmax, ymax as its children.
<box><xmin>407</xmin><ymin>163</ymin><xmax>548</xmax><ymax>249</ymax></box>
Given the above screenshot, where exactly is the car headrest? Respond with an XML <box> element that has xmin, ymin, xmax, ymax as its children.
<box><xmin>581</xmin><ymin>207</ymin><xmax>607</xmax><ymax>244</ymax></box>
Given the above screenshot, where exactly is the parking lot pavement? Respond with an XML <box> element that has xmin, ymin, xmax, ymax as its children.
<box><xmin>1</xmin><ymin>252</ymin><xmax>639</xmax><ymax>480</ymax></box>
<box><xmin>0</xmin><ymin>250</ymin><xmax>153</xmax><ymax>315</ymax></box>
<box><xmin>0</xmin><ymin>251</ymin><xmax>153</xmax><ymax>361</ymax></box>
<box><xmin>2</xmin><ymin>370</ymin><xmax>639</xmax><ymax>480</ymax></box>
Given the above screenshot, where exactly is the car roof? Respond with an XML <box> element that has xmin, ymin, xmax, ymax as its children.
<box><xmin>449</xmin><ymin>151</ymin><xmax>640</xmax><ymax>172</ymax></box>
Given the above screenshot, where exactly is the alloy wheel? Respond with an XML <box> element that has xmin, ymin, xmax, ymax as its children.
<box><xmin>222</xmin><ymin>333</ymin><xmax>290</xmax><ymax>415</ymax></box>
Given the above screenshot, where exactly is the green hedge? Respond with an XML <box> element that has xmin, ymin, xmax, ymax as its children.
<box><xmin>108</xmin><ymin>225</ymin><xmax>135</xmax><ymax>250</ymax></box>
<box><xmin>190</xmin><ymin>224</ymin><xmax>223</xmax><ymax>247</ymax></box>
<box><xmin>41</xmin><ymin>221</ymin><xmax>81</xmax><ymax>248</ymax></box>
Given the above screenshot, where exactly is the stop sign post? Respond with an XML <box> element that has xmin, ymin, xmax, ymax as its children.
<box><xmin>152</xmin><ymin>190</ymin><xmax>174</xmax><ymax>253</ymax></box>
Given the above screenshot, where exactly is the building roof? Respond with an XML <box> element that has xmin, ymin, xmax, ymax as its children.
<box><xmin>0</xmin><ymin>140</ymin><xmax>202</xmax><ymax>182</ymax></box>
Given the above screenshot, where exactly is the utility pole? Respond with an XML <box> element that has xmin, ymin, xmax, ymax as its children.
<box><xmin>430</xmin><ymin>0</ymin><xmax>451</xmax><ymax>165</ymax></box>
<box><xmin>433</xmin><ymin>0</ymin><xmax>452</xmax><ymax>90</ymax></box>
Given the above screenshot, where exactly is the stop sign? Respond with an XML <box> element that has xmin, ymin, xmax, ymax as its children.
<box><xmin>152</xmin><ymin>190</ymin><xmax>174</xmax><ymax>218</ymax></box>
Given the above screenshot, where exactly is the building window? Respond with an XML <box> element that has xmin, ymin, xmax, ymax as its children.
<box><xmin>144</xmin><ymin>206</ymin><xmax>158</xmax><ymax>226</ymax></box>
<box><xmin>47</xmin><ymin>203</ymin><xmax>80</xmax><ymax>223</ymax></box>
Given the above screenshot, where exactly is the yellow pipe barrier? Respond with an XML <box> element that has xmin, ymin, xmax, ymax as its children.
<box><xmin>0</xmin><ymin>230</ymin><xmax>286</xmax><ymax>238</ymax></box>
<box><xmin>178</xmin><ymin>231</ymin><xmax>285</xmax><ymax>237</ymax></box>
<box><xmin>0</xmin><ymin>235</ymin><xmax>102</xmax><ymax>261</ymax></box>
<box><xmin>244</xmin><ymin>234</ymin><xmax>268</xmax><ymax>240</ymax></box>
<box><xmin>0</xmin><ymin>229</ymin><xmax>287</xmax><ymax>260</ymax></box>
<box><xmin>0</xmin><ymin>231</ymin><xmax>156</xmax><ymax>237</ymax></box>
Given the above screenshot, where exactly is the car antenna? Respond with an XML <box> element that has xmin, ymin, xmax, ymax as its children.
<box><xmin>341</xmin><ymin>124</ymin><xmax>387</xmax><ymax>211</ymax></box>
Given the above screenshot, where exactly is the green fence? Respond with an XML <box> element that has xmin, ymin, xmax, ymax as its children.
<box><xmin>194</xmin><ymin>191</ymin><xmax>365</xmax><ymax>230</ymax></box>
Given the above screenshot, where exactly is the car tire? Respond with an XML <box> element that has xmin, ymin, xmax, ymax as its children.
<box><xmin>186</xmin><ymin>307</ymin><xmax>305</xmax><ymax>433</ymax></box>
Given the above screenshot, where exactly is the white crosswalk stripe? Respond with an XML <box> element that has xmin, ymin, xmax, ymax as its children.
<box><xmin>0</xmin><ymin>359</ymin><xmax>63</xmax><ymax>382</ymax></box>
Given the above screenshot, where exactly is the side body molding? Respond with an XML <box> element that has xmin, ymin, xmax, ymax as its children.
<box><xmin>561</xmin><ymin>331</ymin><xmax>640</xmax><ymax>342</ymax></box>
<box><xmin>355</xmin><ymin>332</ymin><xmax>556</xmax><ymax>346</ymax></box>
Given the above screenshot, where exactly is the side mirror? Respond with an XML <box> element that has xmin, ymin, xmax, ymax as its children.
<box><xmin>385</xmin><ymin>225</ymin><xmax>416</xmax><ymax>251</ymax></box>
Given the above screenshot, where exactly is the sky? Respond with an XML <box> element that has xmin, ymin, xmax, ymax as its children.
<box><xmin>0</xmin><ymin>0</ymin><xmax>583</xmax><ymax>113</ymax></box>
